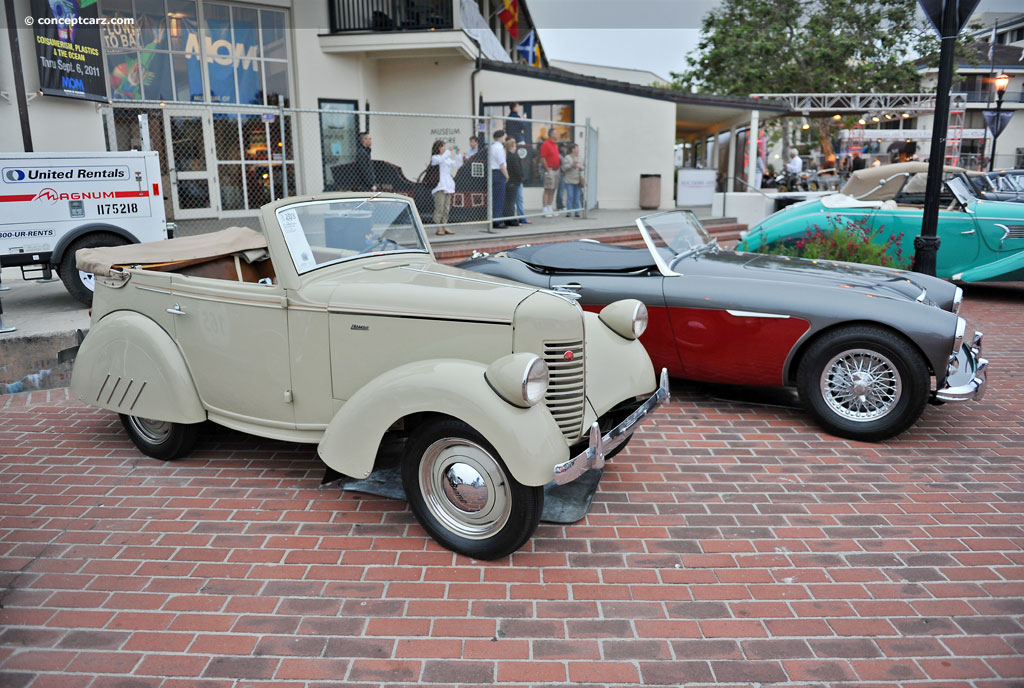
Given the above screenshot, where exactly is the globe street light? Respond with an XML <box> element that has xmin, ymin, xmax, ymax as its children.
<box><xmin>989</xmin><ymin>73</ymin><xmax>1010</xmax><ymax>172</ymax></box>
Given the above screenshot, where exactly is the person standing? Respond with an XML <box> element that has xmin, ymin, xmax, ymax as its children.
<box><xmin>539</xmin><ymin>129</ymin><xmax>560</xmax><ymax>217</ymax></box>
<box><xmin>561</xmin><ymin>143</ymin><xmax>583</xmax><ymax>217</ymax></box>
<box><xmin>503</xmin><ymin>138</ymin><xmax>523</xmax><ymax>227</ymax></box>
<box><xmin>429</xmin><ymin>139</ymin><xmax>463</xmax><ymax>236</ymax></box>
<box><xmin>490</xmin><ymin>130</ymin><xmax>509</xmax><ymax>229</ymax></box>
<box><xmin>506</xmin><ymin>103</ymin><xmax>527</xmax><ymax>144</ymax></box>
<box><xmin>850</xmin><ymin>149</ymin><xmax>866</xmax><ymax>172</ymax></box>
<box><xmin>466</xmin><ymin>135</ymin><xmax>480</xmax><ymax>158</ymax></box>
<box><xmin>753</xmin><ymin>155</ymin><xmax>765</xmax><ymax>190</ymax></box>
<box><xmin>355</xmin><ymin>132</ymin><xmax>377</xmax><ymax>192</ymax></box>
<box><xmin>785</xmin><ymin>149</ymin><xmax>803</xmax><ymax>174</ymax></box>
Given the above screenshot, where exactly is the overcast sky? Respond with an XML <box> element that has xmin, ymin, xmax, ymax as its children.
<box><xmin>528</xmin><ymin>0</ymin><xmax>1024</xmax><ymax>83</ymax></box>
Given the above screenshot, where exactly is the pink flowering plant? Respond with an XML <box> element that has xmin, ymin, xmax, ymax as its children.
<box><xmin>756</xmin><ymin>215</ymin><xmax>909</xmax><ymax>269</ymax></box>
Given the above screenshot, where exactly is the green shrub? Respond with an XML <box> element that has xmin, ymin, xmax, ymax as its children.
<box><xmin>755</xmin><ymin>215</ymin><xmax>909</xmax><ymax>269</ymax></box>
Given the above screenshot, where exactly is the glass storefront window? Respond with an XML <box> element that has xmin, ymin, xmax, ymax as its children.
<box><xmin>219</xmin><ymin>164</ymin><xmax>245</xmax><ymax>210</ymax></box>
<box><xmin>136</xmin><ymin>0</ymin><xmax>169</xmax><ymax>50</ymax></box>
<box><xmin>213</xmin><ymin>114</ymin><xmax>241</xmax><ymax>160</ymax></box>
<box><xmin>166</xmin><ymin>0</ymin><xmax>197</xmax><ymax>51</ymax></box>
<box><xmin>100</xmin><ymin>1</ymin><xmax>290</xmax><ymax>107</ymax></box>
<box><xmin>261</xmin><ymin>9</ymin><xmax>286</xmax><ymax>60</ymax></box>
<box><xmin>483</xmin><ymin>101</ymin><xmax>575</xmax><ymax>187</ymax></box>
<box><xmin>264</xmin><ymin>61</ymin><xmax>289</xmax><ymax>107</ymax></box>
<box><xmin>141</xmin><ymin>51</ymin><xmax>173</xmax><ymax>100</ymax></box>
<box><xmin>318</xmin><ymin>100</ymin><xmax>358</xmax><ymax>191</ymax></box>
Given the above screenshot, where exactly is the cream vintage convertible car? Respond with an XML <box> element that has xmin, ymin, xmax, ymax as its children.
<box><xmin>66</xmin><ymin>193</ymin><xmax>668</xmax><ymax>559</ymax></box>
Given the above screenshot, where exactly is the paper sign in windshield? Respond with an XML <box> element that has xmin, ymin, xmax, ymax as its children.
<box><xmin>278</xmin><ymin>208</ymin><xmax>316</xmax><ymax>273</ymax></box>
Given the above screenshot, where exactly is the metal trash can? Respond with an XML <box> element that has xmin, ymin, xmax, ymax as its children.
<box><xmin>639</xmin><ymin>174</ymin><xmax>661</xmax><ymax>210</ymax></box>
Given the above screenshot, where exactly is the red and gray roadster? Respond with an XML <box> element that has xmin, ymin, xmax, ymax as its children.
<box><xmin>461</xmin><ymin>210</ymin><xmax>987</xmax><ymax>441</ymax></box>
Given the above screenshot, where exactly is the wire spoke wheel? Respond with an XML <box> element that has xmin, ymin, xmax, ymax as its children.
<box><xmin>820</xmin><ymin>348</ymin><xmax>902</xmax><ymax>422</ymax></box>
<box><xmin>418</xmin><ymin>438</ymin><xmax>512</xmax><ymax>540</ymax></box>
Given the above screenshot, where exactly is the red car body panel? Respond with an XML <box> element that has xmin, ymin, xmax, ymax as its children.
<box><xmin>584</xmin><ymin>303</ymin><xmax>809</xmax><ymax>386</ymax></box>
<box><xmin>667</xmin><ymin>308</ymin><xmax>810</xmax><ymax>387</ymax></box>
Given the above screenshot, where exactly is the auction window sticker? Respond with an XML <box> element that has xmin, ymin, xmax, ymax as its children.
<box><xmin>276</xmin><ymin>207</ymin><xmax>316</xmax><ymax>273</ymax></box>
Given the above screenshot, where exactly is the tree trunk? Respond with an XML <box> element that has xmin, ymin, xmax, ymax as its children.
<box><xmin>781</xmin><ymin>116</ymin><xmax>791</xmax><ymax>164</ymax></box>
<box><xmin>817</xmin><ymin>121</ymin><xmax>836</xmax><ymax>168</ymax></box>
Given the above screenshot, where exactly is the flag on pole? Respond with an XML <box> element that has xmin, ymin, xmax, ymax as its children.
<box><xmin>516</xmin><ymin>30</ymin><xmax>541</xmax><ymax>67</ymax></box>
<box><xmin>498</xmin><ymin>0</ymin><xmax>519</xmax><ymax>39</ymax></box>
<box><xmin>988</xmin><ymin>22</ymin><xmax>997</xmax><ymax>63</ymax></box>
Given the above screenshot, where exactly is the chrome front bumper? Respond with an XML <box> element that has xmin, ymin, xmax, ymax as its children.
<box><xmin>936</xmin><ymin>330</ymin><xmax>988</xmax><ymax>402</ymax></box>
<box><xmin>551</xmin><ymin>368</ymin><xmax>670</xmax><ymax>485</ymax></box>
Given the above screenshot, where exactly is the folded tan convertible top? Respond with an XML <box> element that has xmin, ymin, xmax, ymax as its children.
<box><xmin>77</xmin><ymin>226</ymin><xmax>267</xmax><ymax>276</ymax></box>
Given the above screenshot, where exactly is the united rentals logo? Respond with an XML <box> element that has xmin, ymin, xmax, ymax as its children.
<box><xmin>4</xmin><ymin>169</ymin><xmax>26</xmax><ymax>182</ymax></box>
<box><xmin>33</xmin><ymin>188</ymin><xmax>60</xmax><ymax>204</ymax></box>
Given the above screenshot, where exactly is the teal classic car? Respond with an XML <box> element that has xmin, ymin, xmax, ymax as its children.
<box><xmin>740</xmin><ymin>162</ymin><xmax>1024</xmax><ymax>282</ymax></box>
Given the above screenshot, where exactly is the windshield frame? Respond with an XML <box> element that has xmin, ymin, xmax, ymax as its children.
<box><xmin>274</xmin><ymin>196</ymin><xmax>431</xmax><ymax>276</ymax></box>
<box><xmin>635</xmin><ymin>210</ymin><xmax>714</xmax><ymax>277</ymax></box>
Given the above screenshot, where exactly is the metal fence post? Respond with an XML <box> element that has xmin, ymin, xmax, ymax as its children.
<box><xmin>278</xmin><ymin>95</ymin><xmax>289</xmax><ymax>197</ymax></box>
<box><xmin>138</xmin><ymin>114</ymin><xmax>150</xmax><ymax>151</ymax></box>
<box><xmin>484</xmin><ymin>115</ymin><xmax>494</xmax><ymax>233</ymax></box>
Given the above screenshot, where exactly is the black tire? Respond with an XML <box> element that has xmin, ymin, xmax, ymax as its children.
<box><xmin>402</xmin><ymin>419</ymin><xmax>543</xmax><ymax>560</ymax></box>
<box><xmin>119</xmin><ymin>413</ymin><xmax>200</xmax><ymax>461</ymax></box>
<box><xmin>797</xmin><ymin>326</ymin><xmax>930</xmax><ymax>442</ymax></box>
<box><xmin>60</xmin><ymin>232</ymin><xmax>130</xmax><ymax>306</ymax></box>
<box><xmin>777</xmin><ymin>183</ymin><xmax>788</xmax><ymax>193</ymax></box>
<box><xmin>808</xmin><ymin>181</ymin><xmax>819</xmax><ymax>191</ymax></box>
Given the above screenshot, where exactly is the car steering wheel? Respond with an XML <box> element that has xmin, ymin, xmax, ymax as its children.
<box><xmin>365</xmin><ymin>237</ymin><xmax>400</xmax><ymax>253</ymax></box>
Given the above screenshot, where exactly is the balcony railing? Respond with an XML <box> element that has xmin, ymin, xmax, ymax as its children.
<box><xmin>959</xmin><ymin>90</ymin><xmax>1024</xmax><ymax>103</ymax></box>
<box><xmin>328</xmin><ymin>0</ymin><xmax>454</xmax><ymax>33</ymax></box>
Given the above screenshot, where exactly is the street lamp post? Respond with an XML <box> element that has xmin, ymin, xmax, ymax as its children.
<box><xmin>989</xmin><ymin>73</ymin><xmax>1010</xmax><ymax>171</ymax></box>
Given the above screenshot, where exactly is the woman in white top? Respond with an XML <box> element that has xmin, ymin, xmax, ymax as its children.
<box><xmin>429</xmin><ymin>140</ymin><xmax>463</xmax><ymax>235</ymax></box>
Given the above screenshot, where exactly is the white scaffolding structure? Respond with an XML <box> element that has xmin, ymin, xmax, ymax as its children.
<box><xmin>744</xmin><ymin>92</ymin><xmax>968</xmax><ymax>178</ymax></box>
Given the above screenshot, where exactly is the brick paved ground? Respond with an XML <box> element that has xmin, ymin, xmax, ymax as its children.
<box><xmin>1</xmin><ymin>283</ymin><xmax>1022</xmax><ymax>688</ymax></box>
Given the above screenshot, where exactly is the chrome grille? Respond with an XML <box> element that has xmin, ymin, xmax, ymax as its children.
<box><xmin>543</xmin><ymin>340</ymin><xmax>586</xmax><ymax>440</ymax></box>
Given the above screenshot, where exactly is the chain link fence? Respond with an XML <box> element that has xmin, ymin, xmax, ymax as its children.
<box><xmin>102</xmin><ymin>101</ymin><xmax>597</xmax><ymax>238</ymax></box>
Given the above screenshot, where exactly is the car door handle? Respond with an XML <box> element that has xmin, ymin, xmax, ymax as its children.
<box><xmin>960</xmin><ymin>229</ymin><xmax>975</xmax><ymax>235</ymax></box>
<box><xmin>166</xmin><ymin>303</ymin><xmax>186</xmax><ymax>315</ymax></box>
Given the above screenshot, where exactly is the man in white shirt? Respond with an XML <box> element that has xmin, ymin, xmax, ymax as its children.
<box><xmin>490</xmin><ymin>130</ymin><xmax>509</xmax><ymax>228</ymax></box>
<box><xmin>785</xmin><ymin>149</ymin><xmax>803</xmax><ymax>174</ymax></box>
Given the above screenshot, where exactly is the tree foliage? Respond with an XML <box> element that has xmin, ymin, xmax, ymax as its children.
<box><xmin>673</xmin><ymin>0</ymin><xmax>941</xmax><ymax>96</ymax></box>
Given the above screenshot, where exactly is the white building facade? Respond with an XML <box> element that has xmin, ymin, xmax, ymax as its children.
<box><xmin>1</xmin><ymin>0</ymin><xmax>776</xmax><ymax>228</ymax></box>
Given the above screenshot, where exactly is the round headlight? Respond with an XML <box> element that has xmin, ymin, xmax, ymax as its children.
<box><xmin>523</xmin><ymin>356</ymin><xmax>549</xmax><ymax>406</ymax></box>
<box><xmin>632</xmin><ymin>302</ymin><xmax>649</xmax><ymax>339</ymax></box>
<box><xmin>599</xmin><ymin>299</ymin><xmax>647</xmax><ymax>340</ymax></box>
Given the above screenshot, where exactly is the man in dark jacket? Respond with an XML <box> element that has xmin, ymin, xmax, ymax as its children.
<box><xmin>506</xmin><ymin>103</ymin><xmax>527</xmax><ymax>144</ymax></box>
<box><xmin>355</xmin><ymin>132</ymin><xmax>377</xmax><ymax>192</ymax></box>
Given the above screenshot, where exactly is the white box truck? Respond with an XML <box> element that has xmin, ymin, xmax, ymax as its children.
<box><xmin>0</xmin><ymin>151</ymin><xmax>172</xmax><ymax>304</ymax></box>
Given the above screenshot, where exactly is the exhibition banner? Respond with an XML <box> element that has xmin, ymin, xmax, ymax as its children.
<box><xmin>31</xmin><ymin>0</ymin><xmax>107</xmax><ymax>102</ymax></box>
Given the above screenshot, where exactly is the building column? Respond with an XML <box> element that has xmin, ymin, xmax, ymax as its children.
<box><xmin>746</xmin><ymin>110</ymin><xmax>759</xmax><ymax>192</ymax></box>
<box><xmin>726</xmin><ymin>124</ymin><xmax>737</xmax><ymax>192</ymax></box>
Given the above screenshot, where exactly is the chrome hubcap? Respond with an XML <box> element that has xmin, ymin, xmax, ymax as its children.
<box><xmin>128</xmin><ymin>416</ymin><xmax>173</xmax><ymax>444</ymax></box>
<box><xmin>419</xmin><ymin>438</ymin><xmax>510</xmax><ymax>540</ymax></box>
<box><xmin>820</xmin><ymin>349</ymin><xmax>902</xmax><ymax>422</ymax></box>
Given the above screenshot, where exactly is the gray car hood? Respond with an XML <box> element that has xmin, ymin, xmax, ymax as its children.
<box><xmin>692</xmin><ymin>250</ymin><xmax>934</xmax><ymax>303</ymax></box>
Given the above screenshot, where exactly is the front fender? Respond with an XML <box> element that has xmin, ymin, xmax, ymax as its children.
<box><xmin>70</xmin><ymin>311</ymin><xmax>205</xmax><ymax>423</ymax></box>
<box><xmin>583</xmin><ymin>311</ymin><xmax>656</xmax><ymax>417</ymax></box>
<box><xmin>317</xmin><ymin>359</ymin><xmax>568</xmax><ymax>486</ymax></box>
<box><xmin>954</xmin><ymin>251</ymin><xmax>1024</xmax><ymax>283</ymax></box>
